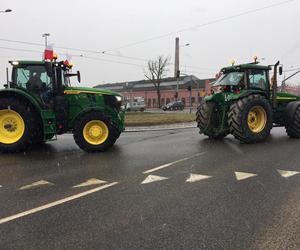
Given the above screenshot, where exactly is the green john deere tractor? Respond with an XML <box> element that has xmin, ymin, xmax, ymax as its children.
<box><xmin>0</xmin><ymin>60</ymin><xmax>125</xmax><ymax>152</ymax></box>
<box><xmin>196</xmin><ymin>60</ymin><xmax>300</xmax><ymax>143</ymax></box>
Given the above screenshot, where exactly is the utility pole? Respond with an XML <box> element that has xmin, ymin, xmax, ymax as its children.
<box><xmin>174</xmin><ymin>37</ymin><xmax>179</xmax><ymax>78</ymax></box>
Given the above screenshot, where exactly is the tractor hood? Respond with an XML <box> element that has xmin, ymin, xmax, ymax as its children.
<box><xmin>64</xmin><ymin>86</ymin><xmax>121</xmax><ymax>96</ymax></box>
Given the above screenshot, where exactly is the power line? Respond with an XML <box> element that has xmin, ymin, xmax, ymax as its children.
<box><xmin>94</xmin><ymin>52</ymin><xmax>149</xmax><ymax>62</ymax></box>
<box><xmin>0</xmin><ymin>0</ymin><xmax>295</xmax><ymax>64</ymax></box>
<box><xmin>0</xmin><ymin>38</ymin><xmax>97</xmax><ymax>53</ymax></box>
<box><xmin>75</xmin><ymin>55</ymin><xmax>146</xmax><ymax>68</ymax></box>
<box><xmin>182</xmin><ymin>65</ymin><xmax>215</xmax><ymax>71</ymax></box>
<box><xmin>0</xmin><ymin>46</ymin><xmax>42</xmax><ymax>54</ymax></box>
<box><xmin>99</xmin><ymin>0</ymin><xmax>295</xmax><ymax>54</ymax></box>
<box><xmin>283</xmin><ymin>67</ymin><xmax>300</xmax><ymax>72</ymax></box>
<box><xmin>0</xmin><ymin>38</ymin><xmax>150</xmax><ymax>62</ymax></box>
<box><xmin>0</xmin><ymin>46</ymin><xmax>147</xmax><ymax>68</ymax></box>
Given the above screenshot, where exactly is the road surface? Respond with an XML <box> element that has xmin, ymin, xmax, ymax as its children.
<box><xmin>0</xmin><ymin>127</ymin><xmax>299</xmax><ymax>249</ymax></box>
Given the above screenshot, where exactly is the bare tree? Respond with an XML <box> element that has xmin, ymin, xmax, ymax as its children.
<box><xmin>145</xmin><ymin>56</ymin><xmax>169</xmax><ymax>108</ymax></box>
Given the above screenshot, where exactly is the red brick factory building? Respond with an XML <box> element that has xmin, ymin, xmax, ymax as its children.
<box><xmin>94</xmin><ymin>75</ymin><xmax>215</xmax><ymax>108</ymax></box>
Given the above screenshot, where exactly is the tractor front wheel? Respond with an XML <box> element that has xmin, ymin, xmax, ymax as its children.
<box><xmin>196</xmin><ymin>101</ymin><xmax>227</xmax><ymax>139</ymax></box>
<box><xmin>228</xmin><ymin>94</ymin><xmax>272</xmax><ymax>143</ymax></box>
<box><xmin>73</xmin><ymin>112</ymin><xmax>120</xmax><ymax>152</ymax></box>
<box><xmin>285</xmin><ymin>105</ymin><xmax>300</xmax><ymax>138</ymax></box>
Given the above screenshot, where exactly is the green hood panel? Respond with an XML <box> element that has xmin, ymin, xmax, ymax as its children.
<box><xmin>64</xmin><ymin>86</ymin><xmax>121</xmax><ymax>96</ymax></box>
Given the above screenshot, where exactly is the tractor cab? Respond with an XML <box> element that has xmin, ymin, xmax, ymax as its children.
<box><xmin>8</xmin><ymin>60</ymin><xmax>77</xmax><ymax>107</ymax></box>
<box><xmin>212</xmin><ymin>63</ymin><xmax>271</xmax><ymax>96</ymax></box>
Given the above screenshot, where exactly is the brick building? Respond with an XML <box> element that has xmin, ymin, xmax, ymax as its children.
<box><xmin>95</xmin><ymin>75</ymin><xmax>215</xmax><ymax>108</ymax></box>
<box><xmin>282</xmin><ymin>85</ymin><xmax>300</xmax><ymax>96</ymax></box>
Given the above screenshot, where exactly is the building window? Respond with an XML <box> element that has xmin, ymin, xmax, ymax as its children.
<box><xmin>191</xmin><ymin>97</ymin><xmax>195</xmax><ymax>104</ymax></box>
<box><xmin>153</xmin><ymin>99</ymin><xmax>156</xmax><ymax>107</ymax></box>
<box><xmin>166</xmin><ymin>98</ymin><xmax>170</xmax><ymax>104</ymax></box>
<box><xmin>161</xmin><ymin>98</ymin><xmax>164</xmax><ymax>105</ymax></box>
<box><xmin>147</xmin><ymin>99</ymin><xmax>151</xmax><ymax>107</ymax></box>
<box><xmin>182</xmin><ymin>98</ymin><xmax>186</xmax><ymax>105</ymax></box>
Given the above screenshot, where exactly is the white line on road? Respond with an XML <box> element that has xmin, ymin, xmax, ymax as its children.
<box><xmin>72</xmin><ymin>178</ymin><xmax>107</xmax><ymax>188</ymax></box>
<box><xmin>141</xmin><ymin>175</ymin><xmax>168</xmax><ymax>184</ymax></box>
<box><xmin>143</xmin><ymin>152</ymin><xmax>206</xmax><ymax>174</ymax></box>
<box><xmin>18</xmin><ymin>180</ymin><xmax>54</xmax><ymax>190</ymax></box>
<box><xmin>186</xmin><ymin>173</ymin><xmax>212</xmax><ymax>183</ymax></box>
<box><xmin>0</xmin><ymin>182</ymin><xmax>118</xmax><ymax>225</ymax></box>
<box><xmin>277</xmin><ymin>169</ymin><xmax>300</xmax><ymax>178</ymax></box>
<box><xmin>235</xmin><ymin>171</ymin><xmax>257</xmax><ymax>181</ymax></box>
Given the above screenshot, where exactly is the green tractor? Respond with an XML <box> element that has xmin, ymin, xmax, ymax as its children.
<box><xmin>0</xmin><ymin>59</ymin><xmax>125</xmax><ymax>152</ymax></box>
<box><xmin>196</xmin><ymin>60</ymin><xmax>300</xmax><ymax>143</ymax></box>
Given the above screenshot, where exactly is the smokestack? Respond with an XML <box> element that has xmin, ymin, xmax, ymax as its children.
<box><xmin>174</xmin><ymin>37</ymin><xmax>179</xmax><ymax>78</ymax></box>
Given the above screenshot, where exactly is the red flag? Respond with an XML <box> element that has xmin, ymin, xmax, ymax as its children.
<box><xmin>44</xmin><ymin>44</ymin><xmax>54</xmax><ymax>61</ymax></box>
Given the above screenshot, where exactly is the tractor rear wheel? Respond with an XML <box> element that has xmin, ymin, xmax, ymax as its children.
<box><xmin>285</xmin><ymin>105</ymin><xmax>300</xmax><ymax>138</ymax></box>
<box><xmin>73</xmin><ymin>112</ymin><xmax>120</xmax><ymax>152</ymax></box>
<box><xmin>228</xmin><ymin>94</ymin><xmax>272</xmax><ymax>143</ymax></box>
<box><xmin>196</xmin><ymin>101</ymin><xmax>227</xmax><ymax>139</ymax></box>
<box><xmin>0</xmin><ymin>98</ymin><xmax>38</xmax><ymax>152</ymax></box>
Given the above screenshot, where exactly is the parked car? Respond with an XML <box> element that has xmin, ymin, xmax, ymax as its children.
<box><xmin>162</xmin><ymin>101</ymin><xmax>184</xmax><ymax>111</ymax></box>
<box><xmin>126</xmin><ymin>101</ymin><xmax>146</xmax><ymax>112</ymax></box>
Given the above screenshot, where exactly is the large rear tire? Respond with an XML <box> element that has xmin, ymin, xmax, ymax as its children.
<box><xmin>73</xmin><ymin>112</ymin><xmax>120</xmax><ymax>152</ymax></box>
<box><xmin>228</xmin><ymin>94</ymin><xmax>272</xmax><ymax>143</ymax></box>
<box><xmin>285</xmin><ymin>105</ymin><xmax>300</xmax><ymax>138</ymax></box>
<box><xmin>0</xmin><ymin>98</ymin><xmax>39</xmax><ymax>152</ymax></box>
<box><xmin>196</xmin><ymin>101</ymin><xmax>227</xmax><ymax>139</ymax></box>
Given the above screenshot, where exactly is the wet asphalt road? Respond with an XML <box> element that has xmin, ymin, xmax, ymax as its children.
<box><xmin>0</xmin><ymin>127</ymin><xmax>299</xmax><ymax>249</ymax></box>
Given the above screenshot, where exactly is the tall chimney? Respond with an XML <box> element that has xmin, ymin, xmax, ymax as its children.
<box><xmin>174</xmin><ymin>37</ymin><xmax>179</xmax><ymax>78</ymax></box>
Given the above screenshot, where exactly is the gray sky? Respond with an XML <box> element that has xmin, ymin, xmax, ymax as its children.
<box><xmin>1</xmin><ymin>0</ymin><xmax>300</xmax><ymax>87</ymax></box>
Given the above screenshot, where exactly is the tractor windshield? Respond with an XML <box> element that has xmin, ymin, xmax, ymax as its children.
<box><xmin>62</xmin><ymin>70</ymin><xmax>71</xmax><ymax>87</ymax></box>
<box><xmin>214</xmin><ymin>72</ymin><xmax>244</xmax><ymax>86</ymax></box>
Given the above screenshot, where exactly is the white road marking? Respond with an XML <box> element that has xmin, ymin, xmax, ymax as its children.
<box><xmin>235</xmin><ymin>171</ymin><xmax>257</xmax><ymax>181</ymax></box>
<box><xmin>143</xmin><ymin>152</ymin><xmax>206</xmax><ymax>174</ymax></box>
<box><xmin>0</xmin><ymin>182</ymin><xmax>118</xmax><ymax>225</ymax></box>
<box><xmin>19</xmin><ymin>180</ymin><xmax>54</xmax><ymax>190</ymax></box>
<box><xmin>72</xmin><ymin>178</ymin><xmax>107</xmax><ymax>188</ymax></box>
<box><xmin>186</xmin><ymin>173</ymin><xmax>212</xmax><ymax>183</ymax></box>
<box><xmin>277</xmin><ymin>169</ymin><xmax>300</xmax><ymax>178</ymax></box>
<box><xmin>0</xmin><ymin>185</ymin><xmax>2</xmax><ymax>188</ymax></box>
<box><xmin>141</xmin><ymin>175</ymin><xmax>168</xmax><ymax>184</ymax></box>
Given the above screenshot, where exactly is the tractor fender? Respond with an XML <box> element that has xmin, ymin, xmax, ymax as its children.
<box><xmin>0</xmin><ymin>89</ymin><xmax>42</xmax><ymax>115</ymax></box>
<box><xmin>70</xmin><ymin>107</ymin><xmax>105</xmax><ymax>128</ymax></box>
<box><xmin>286</xmin><ymin>101</ymin><xmax>300</xmax><ymax>122</ymax></box>
<box><xmin>239</xmin><ymin>90</ymin><xmax>268</xmax><ymax>99</ymax></box>
<box><xmin>0</xmin><ymin>89</ymin><xmax>42</xmax><ymax>111</ymax></box>
<box><xmin>0</xmin><ymin>89</ymin><xmax>44</xmax><ymax>134</ymax></box>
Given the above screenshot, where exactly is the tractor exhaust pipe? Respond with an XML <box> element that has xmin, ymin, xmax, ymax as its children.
<box><xmin>272</xmin><ymin>61</ymin><xmax>280</xmax><ymax>109</ymax></box>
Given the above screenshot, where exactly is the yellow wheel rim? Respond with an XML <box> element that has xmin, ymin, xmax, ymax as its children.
<box><xmin>83</xmin><ymin>120</ymin><xmax>109</xmax><ymax>145</ymax></box>
<box><xmin>0</xmin><ymin>109</ymin><xmax>25</xmax><ymax>144</ymax></box>
<box><xmin>247</xmin><ymin>106</ymin><xmax>267</xmax><ymax>133</ymax></box>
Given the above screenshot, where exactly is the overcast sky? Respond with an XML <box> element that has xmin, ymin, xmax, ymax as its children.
<box><xmin>1</xmin><ymin>0</ymin><xmax>300</xmax><ymax>87</ymax></box>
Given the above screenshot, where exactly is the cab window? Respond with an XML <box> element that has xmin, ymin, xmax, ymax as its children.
<box><xmin>14</xmin><ymin>65</ymin><xmax>53</xmax><ymax>92</ymax></box>
<box><xmin>249</xmin><ymin>69</ymin><xmax>268</xmax><ymax>90</ymax></box>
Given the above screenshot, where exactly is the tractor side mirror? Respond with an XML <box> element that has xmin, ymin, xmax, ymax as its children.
<box><xmin>279</xmin><ymin>66</ymin><xmax>283</xmax><ymax>75</ymax></box>
<box><xmin>45</xmin><ymin>61</ymin><xmax>53</xmax><ymax>77</ymax></box>
<box><xmin>77</xmin><ymin>71</ymin><xmax>81</xmax><ymax>83</ymax></box>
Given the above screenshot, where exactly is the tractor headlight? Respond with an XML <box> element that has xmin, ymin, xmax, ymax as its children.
<box><xmin>116</xmin><ymin>96</ymin><xmax>122</xmax><ymax>102</ymax></box>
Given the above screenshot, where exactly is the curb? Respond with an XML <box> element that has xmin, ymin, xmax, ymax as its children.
<box><xmin>124</xmin><ymin>122</ymin><xmax>197</xmax><ymax>132</ymax></box>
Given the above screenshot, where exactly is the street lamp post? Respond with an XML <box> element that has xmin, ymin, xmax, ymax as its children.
<box><xmin>42</xmin><ymin>33</ymin><xmax>50</xmax><ymax>48</ymax></box>
<box><xmin>0</xmin><ymin>9</ymin><xmax>12</xmax><ymax>13</ymax></box>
